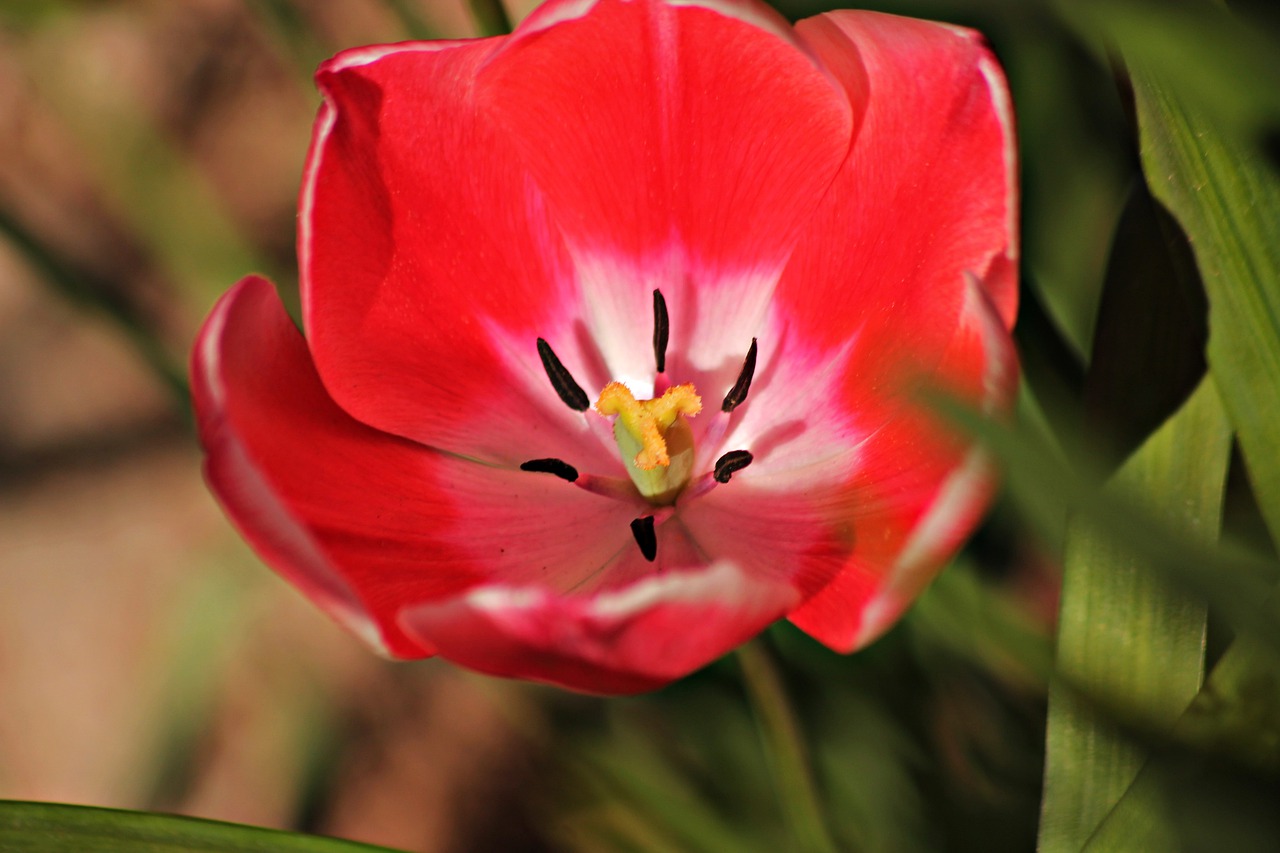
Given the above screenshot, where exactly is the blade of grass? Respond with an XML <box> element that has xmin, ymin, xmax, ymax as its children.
<box><xmin>565</xmin><ymin>726</ymin><xmax>763</xmax><ymax>853</ymax></box>
<box><xmin>1044</xmin><ymin>17</ymin><xmax>1280</xmax><ymax>844</ymax></box>
<box><xmin>0</xmin><ymin>800</ymin><xmax>404</xmax><ymax>853</ymax></box>
<box><xmin>1036</xmin><ymin>377</ymin><xmax>1231</xmax><ymax>852</ymax></box>
<box><xmin>738</xmin><ymin>640</ymin><xmax>838</xmax><ymax>853</ymax></box>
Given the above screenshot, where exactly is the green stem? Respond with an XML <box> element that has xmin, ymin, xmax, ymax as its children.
<box><xmin>738</xmin><ymin>639</ymin><xmax>839</xmax><ymax>853</ymax></box>
<box><xmin>468</xmin><ymin>0</ymin><xmax>512</xmax><ymax>36</ymax></box>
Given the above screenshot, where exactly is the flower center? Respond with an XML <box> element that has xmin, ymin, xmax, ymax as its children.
<box><xmin>596</xmin><ymin>381</ymin><xmax>702</xmax><ymax>505</ymax></box>
<box><xmin>522</xmin><ymin>289</ymin><xmax>758</xmax><ymax>563</ymax></box>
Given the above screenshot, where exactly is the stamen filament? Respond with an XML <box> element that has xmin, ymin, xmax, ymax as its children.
<box><xmin>573</xmin><ymin>473</ymin><xmax>641</xmax><ymax>501</ymax></box>
<box><xmin>679</xmin><ymin>472</ymin><xmax>719</xmax><ymax>503</ymax></box>
<box><xmin>537</xmin><ymin>337</ymin><xmax>590</xmax><ymax>412</ymax></box>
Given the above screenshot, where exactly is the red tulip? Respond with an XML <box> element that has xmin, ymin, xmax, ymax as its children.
<box><xmin>192</xmin><ymin>0</ymin><xmax>1017</xmax><ymax>694</ymax></box>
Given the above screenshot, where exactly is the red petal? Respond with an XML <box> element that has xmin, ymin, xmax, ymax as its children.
<box><xmin>300</xmin><ymin>39</ymin><xmax>619</xmax><ymax>470</ymax></box>
<box><xmin>678</xmin><ymin>477</ymin><xmax>853</xmax><ymax>601</ymax></box>
<box><xmin>484</xmin><ymin>0</ymin><xmax>852</xmax><ymax>269</ymax></box>
<box><xmin>778</xmin><ymin>11</ymin><xmax>1017</xmax><ymax>353</ymax></box>
<box><xmin>473</xmin><ymin>0</ymin><xmax>855</xmax><ymax>387</ymax></box>
<box><xmin>193</xmin><ymin>277</ymin><xmax>641</xmax><ymax>657</ymax></box>
<box><xmin>715</xmin><ymin>10</ymin><xmax>1016</xmax><ymax>501</ymax></box>
<box><xmin>787</xmin><ymin>274</ymin><xmax>1018</xmax><ymax>650</ymax></box>
<box><xmin>748</xmin><ymin>13</ymin><xmax>1018</xmax><ymax>649</ymax></box>
<box><xmin>299</xmin><ymin>3</ymin><xmax>861</xmax><ymax>464</ymax></box>
<box><xmin>400</xmin><ymin>562</ymin><xmax>799</xmax><ymax>694</ymax></box>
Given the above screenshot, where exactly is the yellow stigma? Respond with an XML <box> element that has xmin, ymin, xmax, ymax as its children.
<box><xmin>596</xmin><ymin>382</ymin><xmax>702</xmax><ymax>469</ymax></box>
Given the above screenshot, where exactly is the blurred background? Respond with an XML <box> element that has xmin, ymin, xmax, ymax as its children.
<box><xmin>0</xmin><ymin>1</ymin><xmax>1277</xmax><ymax>851</ymax></box>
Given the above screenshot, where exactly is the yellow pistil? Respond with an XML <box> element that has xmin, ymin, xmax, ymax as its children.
<box><xmin>596</xmin><ymin>381</ymin><xmax>702</xmax><ymax>504</ymax></box>
<box><xmin>596</xmin><ymin>382</ymin><xmax>702</xmax><ymax>469</ymax></box>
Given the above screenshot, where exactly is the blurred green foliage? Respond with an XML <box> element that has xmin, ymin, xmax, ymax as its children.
<box><xmin>1</xmin><ymin>0</ymin><xmax>1278</xmax><ymax>850</ymax></box>
<box><xmin>0</xmin><ymin>800</ymin><xmax>403</xmax><ymax>853</ymax></box>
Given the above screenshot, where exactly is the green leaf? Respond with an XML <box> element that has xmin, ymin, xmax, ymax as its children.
<box><xmin>1038</xmin><ymin>378</ymin><xmax>1232</xmax><ymax>852</ymax></box>
<box><xmin>1068</xmin><ymin>0</ymin><xmax>1280</xmax><ymax>132</ymax></box>
<box><xmin>1082</xmin><ymin>185</ymin><xmax>1207</xmax><ymax>467</ymax></box>
<box><xmin>0</xmin><ymin>801</ymin><xmax>405</xmax><ymax>853</ymax></box>
<box><xmin>1130</xmin><ymin>32</ymin><xmax>1280</xmax><ymax>544</ymax></box>
<box><xmin>1083</xmin><ymin>633</ymin><xmax>1280</xmax><ymax>851</ymax></box>
<box><xmin>937</xmin><ymin>394</ymin><xmax>1279</xmax><ymax>652</ymax></box>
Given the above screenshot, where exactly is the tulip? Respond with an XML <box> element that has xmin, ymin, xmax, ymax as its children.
<box><xmin>193</xmin><ymin>0</ymin><xmax>1017</xmax><ymax>694</ymax></box>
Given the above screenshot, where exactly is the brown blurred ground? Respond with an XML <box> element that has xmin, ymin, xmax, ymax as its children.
<box><xmin>0</xmin><ymin>2</ymin><xmax>546</xmax><ymax>850</ymax></box>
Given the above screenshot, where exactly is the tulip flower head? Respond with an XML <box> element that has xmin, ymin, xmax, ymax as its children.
<box><xmin>193</xmin><ymin>0</ymin><xmax>1018</xmax><ymax>694</ymax></box>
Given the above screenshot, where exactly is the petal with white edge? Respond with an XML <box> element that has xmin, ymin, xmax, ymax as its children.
<box><xmin>194</xmin><ymin>277</ymin><xmax>644</xmax><ymax>658</ymax></box>
<box><xmin>400</xmin><ymin>562</ymin><xmax>800</xmax><ymax>694</ymax></box>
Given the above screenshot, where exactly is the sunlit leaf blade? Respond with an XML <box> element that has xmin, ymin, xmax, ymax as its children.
<box><xmin>0</xmin><ymin>801</ymin><xmax>405</xmax><ymax>853</ymax></box>
<box><xmin>1130</xmin><ymin>44</ymin><xmax>1280</xmax><ymax>544</ymax></box>
<box><xmin>1174</xmin><ymin>635</ymin><xmax>1280</xmax><ymax>774</ymax></box>
<box><xmin>1038</xmin><ymin>378</ymin><xmax>1231</xmax><ymax>853</ymax></box>
<box><xmin>1084</xmin><ymin>631</ymin><xmax>1280</xmax><ymax>851</ymax></box>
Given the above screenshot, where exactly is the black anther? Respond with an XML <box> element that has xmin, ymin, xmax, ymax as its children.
<box><xmin>653</xmin><ymin>289</ymin><xmax>670</xmax><ymax>374</ymax></box>
<box><xmin>721</xmin><ymin>338</ymin><xmax>757</xmax><ymax>412</ymax></box>
<box><xmin>536</xmin><ymin>338</ymin><xmax>590</xmax><ymax>411</ymax></box>
<box><xmin>713</xmin><ymin>450</ymin><xmax>753</xmax><ymax>483</ymax></box>
<box><xmin>630</xmin><ymin>516</ymin><xmax>658</xmax><ymax>562</ymax></box>
<box><xmin>519</xmin><ymin>458</ymin><xmax>579</xmax><ymax>482</ymax></box>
